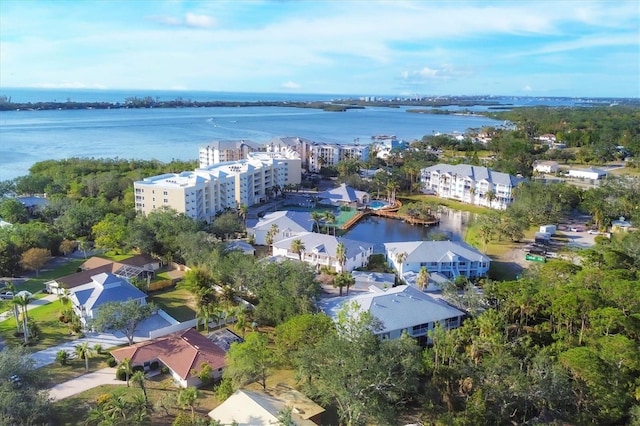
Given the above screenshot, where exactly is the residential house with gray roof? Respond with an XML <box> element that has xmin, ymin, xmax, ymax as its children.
<box><xmin>69</xmin><ymin>272</ymin><xmax>147</xmax><ymax>327</ymax></box>
<box><xmin>384</xmin><ymin>241</ymin><xmax>491</xmax><ymax>290</ymax></box>
<box><xmin>272</xmin><ymin>232</ymin><xmax>373</xmax><ymax>272</ymax></box>
<box><xmin>421</xmin><ymin>164</ymin><xmax>524</xmax><ymax>209</ymax></box>
<box><xmin>248</xmin><ymin>210</ymin><xmax>314</xmax><ymax>245</ymax></box>
<box><xmin>318</xmin><ymin>285</ymin><xmax>465</xmax><ymax>342</ymax></box>
<box><xmin>316</xmin><ymin>183</ymin><xmax>370</xmax><ymax>206</ymax></box>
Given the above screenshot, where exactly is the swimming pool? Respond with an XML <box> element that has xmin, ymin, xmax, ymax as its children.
<box><xmin>368</xmin><ymin>200</ymin><xmax>389</xmax><ymax>210</ymax></box>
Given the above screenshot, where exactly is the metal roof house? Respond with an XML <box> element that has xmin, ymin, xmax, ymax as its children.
<box><xmin>272</xmin><ymin>232</ymin><xmax>373</xmax><ymax>272</ymax></box>
<box><xmin>248</xmin><ymin>210</ymin><xmax>314</xmax><ymax>245</ymax></box>
<box><xmin>319</xmin><ymin>285</ymin><xmax>465</xmax><ymax>342</ymax></box>
<box><xmin>384</xmin><ymin>241</ymin><xmax>491</xmax><ymax>289</ymax></box>
<box><xmin>69</xmin><ymin>272</ymin><xmax>147</xmax><ymax>327</ymax></box>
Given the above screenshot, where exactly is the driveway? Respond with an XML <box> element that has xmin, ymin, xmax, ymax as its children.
<box><xmin>48</xmin><ymin>367</ymin><xmax>121</xmax><ymax>401</ymax></box>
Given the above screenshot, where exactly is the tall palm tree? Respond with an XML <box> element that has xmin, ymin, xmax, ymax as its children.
<box><xmin>5</xmin><ymin>282</ymin><xmax>20</xmax><ymax>333</ymax></box>
<box><xmin>335</xmin><ymin>242</ymin><xmax>347</xmax><ymax>273</ymax></box>
<box><xmin>310</xmin><ymin>211</ymin><xmax>323</xmax><ymax>233</ymax></box>
<box><xmin>119</xmin><ymin>358</ymin><xmax>134</xmax><ymax>387</ymax></box>
<box><xmin>395</xmin><ymin>252</ymin><xmax>408</xmax><ymax>276</ymax></box>
<box><xmin>323</xmin><ymin>211</ymin><xmax>336</xmax><ymax>235</ymax></box>
<box><xmin>131</xmin><ymin>370</ymin><xmax>149</xmax><ymax>408</ymax></box>
<box><xmin>12</xmin><ymin>293</ymin><xmax>31</xmax><ymax>344</ymax></box>
<box><xmin>75</xmin><ymin>342</ymin><xmax>96</xmax><ymax>372</ymax></box>
<box><xmin>290</xmin><ymin>239</ymin><xmax>305</xmax><ymax>262</ymax></box>
<box><xmin>197</xmin><ymin>305</ymin><xmax>212</xmax><ymax>332</ymax></box>
<box><xmin>485</xmin><ymin>190</ymin><xmax>496</xmax><ymax>208</ymax></box>
<box><xmin>416</xmin><ymin>267</ymin><xmax>430</xmax><ymax>291</ymax></box>
<box><xmin>178</xmin><ymin>386</ymin><xmax>200</xmax><ymax>422</ymax></box>
<box><xmin>238</xmin><ymin>204</ymin><xmax>248</xmax><ymax>228</ymax></box>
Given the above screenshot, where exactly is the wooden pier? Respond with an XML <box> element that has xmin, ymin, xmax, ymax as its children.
<box><xmin>340</xmin><ymin>200</ymin><xmax>439</xmax><ymax>230</ymax></box>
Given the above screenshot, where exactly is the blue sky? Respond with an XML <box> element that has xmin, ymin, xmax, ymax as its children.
<box><xmin>1</xmin><ymin>0</ymin><xmax>638</xmax><ymax>97</ymax></box>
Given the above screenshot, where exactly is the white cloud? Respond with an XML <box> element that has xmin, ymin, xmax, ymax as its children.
<box><xmin>401</xmin><ymin>65</ymin><xmax>471</xmax><ymax>82</ymax></box>
<box><xmin>185</xmin><ymin>13</ymin><xmax>216</xmax><ymax>28</ymax></box>
<box><xmin>31</xmin><ymin>81</ymin><xmax>108</xmax><ymax>89</ymax></box>
<box><xmin>523</xmin><ymin>85</ymin><xmax>533</xmax><ymax>92</ymax></box>
<box><xmin>281</xmin><ymin>81</ymin><xmax>301</xmax><ymax>89</ymax></box>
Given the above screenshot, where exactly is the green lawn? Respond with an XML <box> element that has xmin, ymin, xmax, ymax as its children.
<box><xmin>400</xmin><ymin>194</ymin><xmax>491</xmax><ymax>215</ymax></box>
<box><xmin>149</xmin><ymin>288</ymin><xmax>197</xmax><ymax>322</ymax></box>
<box><xmin>0</xmin><ymin>300</ymin><xmax>79</xmax><ymax>351</ymax></box>
<box><xmin>46</xmin><ymin>352</ymin><xmax>116</xmax><ymax>387</ymax></box>
<box><xmin>14</xmin><ymin>259</ymin><xmax>86</xmax><ymax>295</ymax></box>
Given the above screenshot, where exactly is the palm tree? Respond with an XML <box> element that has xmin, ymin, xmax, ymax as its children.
<box><xmin>335</xmin><ymin>242</ymin><xmax>347</xmax><ymax>273</ymax></box>
<box><xmin>178</xmin><ymin>386</ymin><xmax>200</xmax><ymax>422</ymax></box>
<box><xmin>238</xmin><ymin>204</ymin><xmax>248</xmax><ymax>228</ymax></box>
<box><xmin>333</xmin><ymin>272</ymin><xmax>355</xmax><ymax>297</ymax></box>
<box><xmin>75</xmin><ymin>342</ymin><xmax>96</xmax><ymax>372</ymax></box>
<box><xmin>395</xmin><ymin>251</ymin><xmax>408</xmax><ymax>276</ymax></box>
<box><xmin>485</xmin><ymin>190</ymin><xmax>496</xmax><ymax>208</ymax></box>
<box><xmin>131</xmin><ymin>370</ymin><xmax>149</xmax><ymax>408</ymax></box>
<box><xmin>119</xmin><ymin>358</ymin><xmax>134</xmax><ymax>387</ymax></box>
<box><xmin>197</xmin><ymin>305</ymin><xmax>212</xmax><ymax>332</ymax></box>
<box><xmin>5</xmin><ymin>282</ymin><xmax>20</xmax><ymax>333</ymax></box>
<box><xmin>323</xmin><ymin>211</ymin><xmax>336</xmax><ymax>235</ymax></box>
<box><xmin>310</xmin><ymin>211</ymin><xmax>323</xmax><ymax>233</ymax></box>
<box><xmin>290</xmin><ymin>239</ymin><xmax>305</xmax><ymax>261</ymax></box>
<box><xmin>12</xmin><ymin>293</ymin><xmax>31</xmax><ymax>344</ymax></box>
<box><xmin>416</xmin><ymin>266</ymin><xmax>430</xmax><ymax>291</ymax></box>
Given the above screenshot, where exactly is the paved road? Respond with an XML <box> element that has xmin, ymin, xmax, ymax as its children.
<box><xmin>48</xmin><ymin>367</ymin><xmax>121</xmax><ymax>401</ymax></box>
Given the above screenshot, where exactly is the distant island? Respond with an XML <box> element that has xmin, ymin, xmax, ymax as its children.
<box><xmin>0</xmin><ymin>95</ymin><xmax>510</xmax><ymax>112</ymax></box>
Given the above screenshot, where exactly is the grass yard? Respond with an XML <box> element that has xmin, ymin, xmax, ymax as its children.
<box><xmin>400</xmin><ymin>194</ymin><xmax>491</xmax><ymax>215</ymax></box>
<box><xmin>13</xmin><ymin>259</ymin><xmax>86</xmax><ymax>295</ymax></box>
<box><xmin>0</xmin><ymin>300</ymin><xmax>80</xmax><ymax>350</ymax></box>
<box><xmin>149</xmin><ymin>287</ymin><xmax>197</xmax><ymax>322</ymax></box>
<box><xmin>46</xmin><ymin>352</ymin><xmax>117</xmax><ymax>386</ymax></box>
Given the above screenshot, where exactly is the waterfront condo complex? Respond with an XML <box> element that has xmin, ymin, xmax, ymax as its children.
<box><xmin>134</xmin><ymin>152</ymin><xmax>301</xmax><ymax>222</ymax></box>
<box><xmin>420</xmin><ymin>164</ymin><xmax>525</xmax><ymax>210</ymax></box>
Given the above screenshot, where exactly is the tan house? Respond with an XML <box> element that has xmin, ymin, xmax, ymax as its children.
<box><xmin>111</xmin><ymin>328</ymin><xmax>227</xmax><ymax>388</ymax></box>
<box><xmin>208</xmin><ymin>386</ymin><xmax>325</xmax><ymax>425</ymax></box>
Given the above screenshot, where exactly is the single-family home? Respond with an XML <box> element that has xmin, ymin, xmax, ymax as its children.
<box><xmin>69</xmin><ymin>272</ymin><xmax>147</xmax><ymax>327</ymax></box>
<box><xmin>316</xmin><ymin>183</ymin><xmax>370</xmax><ymax>206</ymax></box>
<box><xmin>45</xmin><ymin>254</ymin><xmax>161</xmax><ymax>294</ymax></box>
<box><xmin>225</xmin><ymin>240</ymin><xmax>256</xmax><ymax>256</ymax></box>
<box><xmin>208</xmin><ymin>387</ymin><xmax>325</xmax><ymax>425</ymax></box>
<box><xmin>247</xmin><ymin>210</ymin><xmax>314</xmax><ymax>246</ymax></box>
<box><xmin>611</xmin><ymin>217</ymin><xmax>633</xmax><ymax>233</ymax></box>
<box><xmin>111</xmin><ymin>328</ymin><xmax>227</xmax><ymax>388</ymax></box>
<box><xmin>567</xmin><ymin>168</ymin><xmax>607</xmax><ymax>180</ymax></box>
<box><xmin>533</xmin><ymin>160</ymin><xmax>559</xmax><ymax>174</ymax></box>
<box><xmin>318</xmin><ymin>285</ymin><xmax>466</xmax><ymax>343</ymax></box>
<box><xmin>384</xmin><ymin>241</ymin><xmax>491</xmax><ymax>289</ymax></box>
<box><xmin>272</xmin><ymin>232</ymin><xmax>373</xmax><ymax>272</ymax></box>
<box><xmin>536</xmin><ymin>134</ymin><xmax>557</xmax><ymax>144</ymax></box>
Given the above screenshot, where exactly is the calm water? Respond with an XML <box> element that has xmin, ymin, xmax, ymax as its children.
<box><xmin>0</xmin><ymin>104</ymin><xmax>502</xmax><ymax>181</ymax></box>
<box><xmin>345</xmin><ymin>208</ymin><xmax>474</xmax><ymax>252</ymax></box>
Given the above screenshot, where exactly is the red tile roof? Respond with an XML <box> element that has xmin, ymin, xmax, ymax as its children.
<box><xmin>111</xmin><ymin>328</ymin><xmax>226</xmax><ymax>380</ymax></box>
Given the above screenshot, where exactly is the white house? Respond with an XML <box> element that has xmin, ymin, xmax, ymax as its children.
<box><xmin>534</xmin><ymin>161</ymin><xmax>559</xmax><ymax>174</ymax></box>
<box><xmin>384</xmin><ymin>241</ymin><xmax>491</xmax><ymax>289</ymax></box>
<box><xmin>272</xmin><ymin>232</ymin><xmax>373</xmax><ymax>272</ymax></box>
<box><xmin>248</xmin><ymin>210</ymin><xmax>314</xmax><ymax>245</ymax></box>
<box><xmin>318</xmin><ymin>285</ymin><xmax>466</xmax><ymax>342</ymax></box>
<box><xmin>69</xmin><ymin>272</ymin><xmax>147</xmax><ymax>327</ymax></box>
<box><xmin>567</xmin><ymin>168</ymin><xmax>607</xmax><ymax>180</ymax></box>
<box><xmin>421</xmin><ymin>164</ymin><xmax>524</xmax><ymax>210</ymax></box>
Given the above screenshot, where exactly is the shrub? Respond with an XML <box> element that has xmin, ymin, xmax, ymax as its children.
<box><xmin>115</xmin><ymin>369</ymin><xmax>127</xmax><ymax>381</ymax></box>
<box><xmin>132</xmin><ymin>365</ymin><xmax>145</xmax><ymax>373</ymax></box>
<box><xmin>55</xmin><ymin>350</ymin><xmax>69</xmax><ymax>366</ymax></box>
<box><xmin>96</xmin><ymin>393</ymin><xmax>112</xmax><ymax>406</ymax></box>
<box><xmin>150</xmin><ymin>360</ymin><xmax>160</xmax><ymax>370</ymax></box>
<box><xmin>107</xmin><ymin>357</ymin><xmax>117</xmax><ymax>367</ymax></box>
<box><xmin>161</xmin><ymin>366</ymin><xmax>170</xmax><ymax>375</ymax></box>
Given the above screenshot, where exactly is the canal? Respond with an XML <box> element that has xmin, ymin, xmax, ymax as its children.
<box><xmin>344</xmin><ymin>207</ymin><xmax>475</xmax><ymax>253</ymax></box>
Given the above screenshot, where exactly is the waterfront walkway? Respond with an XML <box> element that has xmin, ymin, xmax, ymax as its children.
<box><xmin>339</xmin><ymin>200</ymin><xmax>439</xmax><ymax>231</ymax></box>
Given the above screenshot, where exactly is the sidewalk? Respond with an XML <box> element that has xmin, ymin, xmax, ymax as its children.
<box><xmin>48</xmin><ymin>367</ymin><xmax>121</xmax><ymax>401</ymax></box>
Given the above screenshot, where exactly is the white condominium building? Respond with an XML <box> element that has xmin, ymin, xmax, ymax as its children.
<box><xmin>421</xmin><ymin>164</ymin><xmax>524</xmax><ymax>209</ymax></box>
<box><xmin>199</xmin><ymin>140</ymin><xmax>263</xmax><ymax>168</ymax></box>
<box><xmin>134</xmin><ymin>155</ymin><xmax>300</xmax><ymax>222</ymax></box>
<box><xmin>266</xmin><ymin>136</ymin><xmax>370</xmax><ymax>172</ymax></box>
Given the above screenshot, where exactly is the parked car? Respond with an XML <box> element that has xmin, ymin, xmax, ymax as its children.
<box><xmin>587</xmin><ymin>230</ymin><xmax>600</xmax><ymax>235</ymax></box>
<box><xmin>0</xmin><ymin>291</ymin><xmax>14</xmax><ymax>300</ymax></box>
<box><xmin>569</xmin><ymin>227</ymin><xmax>582</xmax><ymax>232</ymax></box>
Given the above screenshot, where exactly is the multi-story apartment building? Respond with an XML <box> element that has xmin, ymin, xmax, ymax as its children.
<box><xmin>421</xmin><ymin>164</ymin><xmax>524</xmax><ymax>209</ymax></box>
<box><xmin>266</xmin><ymin>136</ymin><xmax>370</xmax><ymax>172</ymax></box>
<box><xmin>134</xmin><ymin>154</ymin><xmax>300</xmax><ymax>222</ymax></box>
<box><xmin>199</xmin><ymin>140</ymin><xmax>263</xmax><ymax>168</ymax></box>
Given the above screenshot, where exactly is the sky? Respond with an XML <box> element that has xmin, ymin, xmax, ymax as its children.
<box><xmin>1</xmin><ymin>0</ymin><xmax>638</xmax><ymax>98</ymax></box>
